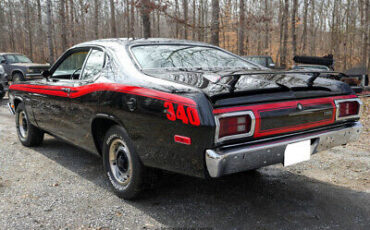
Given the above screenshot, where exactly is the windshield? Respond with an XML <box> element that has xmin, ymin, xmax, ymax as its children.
<box><xmin>5</xmin><ymin>54</ymin><xmax>32</xmax><ymax>64</ymax></box>
<box><xmin>131</xmin><ymin>45</ymin><xmax>256</xmax><ymax>70</ymax></box>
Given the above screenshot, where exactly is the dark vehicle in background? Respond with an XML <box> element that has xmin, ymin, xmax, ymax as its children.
<box><xmin>8</xmin><ymin>39</ymin><xmax>362</xmax><ymax>199</ymax></box>
<box><xmin>243</xmin><ymin>55</ymin><xmax>276</xmax><ymax>69</ymax></box>
<box><xmin>0</xmin><ymin>53</ymin><xmax>50</xmax><ymax>82</ymax></box>
<box><xmin>293</xmin><ymin>55</ymin><xmax>366</xmax><ymax>93</ymax></box>
<box><xmin>345</xmin><ymin>66</ymin><xmax>369</xmax><ymax>88</ymax></box>
<box><xmin>0</xmin><ymin>64</ymin><xmax>9</xmax><ymax>99</ymax></box>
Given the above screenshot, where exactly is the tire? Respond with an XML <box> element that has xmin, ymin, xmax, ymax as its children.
<box><xmin>12</xmin><ymin>73</ymin><xmax>25</xmax><ymax>82</ymax></box>
<box><xmin>15</xmin><ymin>102</ymin><xmax>44</xmax><ymax>147</ymax></box>
<box><xmin>102</xmin><ymin>125</ymin><xmax>146</xmax><ymax>199</ymax></box>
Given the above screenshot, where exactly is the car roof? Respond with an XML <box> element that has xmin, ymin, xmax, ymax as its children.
<box><xmin>73</xmin><ymin>38</ymin><xmax>214</xmax><ymax>49</ymax></box>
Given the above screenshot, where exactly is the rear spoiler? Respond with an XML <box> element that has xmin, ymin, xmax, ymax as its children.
<box><xmin>217</xmin><ymin>70</ymin><xmax>347</xmax><ymax>93</ymax></box>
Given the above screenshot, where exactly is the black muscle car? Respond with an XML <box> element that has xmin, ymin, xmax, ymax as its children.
<box><xmin>8</xmin><ymin>39</ymin><xmax>363</xmax><ymax>199</ymax></box>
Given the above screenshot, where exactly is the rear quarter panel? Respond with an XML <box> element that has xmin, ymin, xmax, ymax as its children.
<box><xmin>98</xmin><ymin>88</ymin><xmax>215</xmax><ymax>178</ymax></box>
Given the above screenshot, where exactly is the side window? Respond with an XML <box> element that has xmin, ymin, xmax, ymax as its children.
<box><xmin>52</xmin><ymin>50</ymin><xmax>89</xmax><ymax>79</ymax></box>
<box><xmin>80</xmin><ymin>49</ymin><xmax>105</xmax><ymax>80</ymax></box>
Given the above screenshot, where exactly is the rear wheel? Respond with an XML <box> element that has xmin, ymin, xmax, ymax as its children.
<box><xmin>102</xmin><ymin>125</ymin><xmax>146</xmax><ymax>199</ymax></box>
<box><xmin>12</xmin><ymin>73</ymin><xmax>25</xmax><ymax>82</ymax></box>
<box><xmin>15</xmin><ymin>103</ymin><xmax>44</xmax><ymax>146</ymax></box>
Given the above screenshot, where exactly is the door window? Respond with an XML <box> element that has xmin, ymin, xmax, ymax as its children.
<box><xmin>52</xmin><ymin>51</ymin><xmax>89</xmax><ymax>79</ymax></box>
<box><xmin>80</xmin><ymin>49</ymin><xmax>105</xmax><ymax>80</ymax></box>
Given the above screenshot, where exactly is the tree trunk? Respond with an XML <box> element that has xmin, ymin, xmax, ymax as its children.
<box><xmin>238</xmin><ymin>0</ymin><xmax>245</xmax><ymax>55</ymax></box>
<box><xmin>70</xmin><ymin>0</ymin><xmax>75</xmax><ymax>45</ymax></box>
<box><xmin>183</xmin><ymin>0</ymin><xmax>188</xmax><ymax>39</ymax></box>
<box><xmin>277</xmin><ymin>0</ymin><xmax>284</xmax><ymax>65</ymax></box>
<box><xmin>36</xmin><ymin>0</ymin><xmax>44</xmax><ymax>61</ymax></box>
<box><xmin>291</xmin><ymin>0</ymin><xmax>298</xmax><ymax>57</ymax></box>
<box><xmin>7</xmin><ymin>0</ymin><xmax>16</xmax><ymax>50</ymax></box>
<box><xmin>60</xmin><ymin>0</ymin><xmax>67</xmax><ymax>51</ymax></box>
<box><xmin>281</xmin><ymin>0</ymin><xmax>289</xmax><ymax>67</ymax></box>
<box><xmin>24</xmin><ymin>0</ymin><xmax>33</xmax><ymax>60</ymax></box>
<box><xmin>363</xmin><ymin>0</ymin><xmax>369</xmax><ymax>70</ymax></box>
<box><xmin>94</xmin><ymin>0</ymin><xmax>99</xmax><ymax>39</ymax></box>
<box><xmin>141</xmin><ymin>0</ymin><xmax>151</xmax><ymax>38</ymax></box>
<box><xmin>198</xmin><ymin>0</ymin><xmax>203</xmax><ymax>41</ymax></box>
<box><xmin>302</xmin><ymin>0</ymin><xmax>308</xmax><ymax>53</ymax></box>
<box><xmin>130</xmin><ymin>0</ymin><xmax>135</xmax><ymax>37</ymax></box>
<box><xmin>46</xmin><ymin>0</ymin><xmax>55</xmax><ymax>64</ymax></box>
<box><xmin>79</xmin><ymin>0</ymin><xmax>86</xmax><ymax>41</ymax></box>
<box><xmin>175</xmin><ymin>0</ymin><xmax>179</xmax><ymax>38</ymax></box>
<box><xmin>210</xmin><ymin>0</ymin><xmax>220</xmax><ymax>46</ymax></box>
<box><xmin>192</xmin><ymin>0</ymin><xmax>196</xmax><ymax>40</ymax></box>
<box><xmin>264</xmin><ymin>0</ymin><xmax>269</xmax><ymax>51</ymax></box>
<box><xmin>110</xmin><ymin>0</ymin><xmax>117</xmax><ymax>37</ymax></box>
<box><xmin>309</xmin><ymin>0</ymin><xmax>316</xmax><ymax>55</ymax></box>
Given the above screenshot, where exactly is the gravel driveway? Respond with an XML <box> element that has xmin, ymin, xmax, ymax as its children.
<box><xmin>0</xmin><ymin>97</ymin><xmax>369</xmax><ymax>230</ymax></box>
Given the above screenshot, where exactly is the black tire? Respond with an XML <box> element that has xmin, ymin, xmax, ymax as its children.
<box><xmin>102</xmin><ymin>125</ymin><xmax>146</xmax><ymax>199</ymax></box>
<box><xmin>15</xmin><ymin>102</ymin><xmax>44</xmax><ymax>147</ymax></box>
<box><xmin>12</xmin><ymin>72</ymin><xmax>25</xmax><ymax>82</ymax></box>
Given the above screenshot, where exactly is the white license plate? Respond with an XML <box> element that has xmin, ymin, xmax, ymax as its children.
<box><xmin>284</xmin><ymin>140</ymin><xmax>311</xmax><ymax>166</ymax></box>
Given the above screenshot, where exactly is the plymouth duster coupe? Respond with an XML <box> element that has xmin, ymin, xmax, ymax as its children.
<box><xmin>8</xmin><ymin>39</ymin><xmax>363</xmax><ymax>199</ymax></box>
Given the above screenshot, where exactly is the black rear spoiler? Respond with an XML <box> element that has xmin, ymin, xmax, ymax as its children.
<box><xmin>218</xmin><ymin>70</ymin><xmax>347</xmax><ymax>93</ymax></box>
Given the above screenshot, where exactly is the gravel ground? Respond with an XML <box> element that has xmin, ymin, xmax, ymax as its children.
<box><xmin>0</xmin><ymin>97</ymin><xmax>369</xmax><ymax>230</ymax></box>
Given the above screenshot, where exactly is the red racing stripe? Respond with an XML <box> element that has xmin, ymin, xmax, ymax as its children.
<box><xmin>9</xmin><ymin>83</ymin><xmax>197</xmax><ymax>107</ymax></box>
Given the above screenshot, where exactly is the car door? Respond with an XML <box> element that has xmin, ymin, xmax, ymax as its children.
<box><xmin>32</xmin><ymin>48</ymin><xmax>91</xmax><ymax>139</ymax></box>
<box><xmin>65</xmin><ymin>48</ymin><xmax>107</xmax><ymax>150</ymax></box>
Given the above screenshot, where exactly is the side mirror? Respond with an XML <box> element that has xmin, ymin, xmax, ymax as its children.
<box><xmin>0</xmin><ymin>60</ymin><xmax>6</xmax><ymax>64</ymax></box>
<box><xmin>42</xmin><ymin>70</ymin><xmax>51</xmax><ymax>79</ymax></box>
<box><xmin>269</xmin><ymin>63</ymin><xmax>276</xmax><ymax>68</ymax></box>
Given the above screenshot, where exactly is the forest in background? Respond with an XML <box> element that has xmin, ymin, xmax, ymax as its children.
<box><xmin>0</xmin><ymin>0</ymin><xmax>369</xmax><ymax>72</ymax></box>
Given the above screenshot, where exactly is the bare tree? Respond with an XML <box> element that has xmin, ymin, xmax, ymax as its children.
<box><xmin>291</xmin><ymin>0</ymin><xmax>298</xmax><ymax>56</ymax></box>
<box><xmin>210</xmin><ymin>0</ymin><xmax>220</xmax><ymax>46</ymax></box>
<box><xmin>46</xmin><ymin>0</ymin><xmax>54</xmax><ymax>63</ymax></box>
<box><xmin>110</xmin><ymin>0</ymin><xmax>117</xmax><ymax>37</ymax></box>
<box><xmin>60</xmin><ymin>0</ymin><xmax>67</xmax><ymax>51</ymax></box>
<box><xmin>281</xmin><ymin>0</ymin><xmax>289</xmax><ymax>67</ymax></box>
<box><xmin>301</xmin><ymin>0</ymin><xmax>308</xmax><ymax>53</ymax></box>
<box><xmin>238</xmin><ymin>0</ymin><xmax>245</xmax><ymax>55</ymax></box>
<box><xmin>94</xmin><ymin>0</ymin><xmax>99</xmax><ymax>39</ymax></box>
<box><xmin>141</xmin><ymin>0</ymin><xmax>151</xmax><ymax>38</ymax></box>
<box><xmin>183</xmin><ymin>0</ymin><xmax>188</xmax><ymax>39</ymax></box>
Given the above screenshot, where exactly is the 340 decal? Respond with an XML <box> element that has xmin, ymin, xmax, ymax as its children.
<box><xmin>164</xmin><ymin>102</ymin><xmax>200</xmax><ymax>126</ymax></box>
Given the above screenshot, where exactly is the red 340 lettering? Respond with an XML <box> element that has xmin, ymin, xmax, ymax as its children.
<box><xmin>164</xmin><ymin>102</ymin><xmax>200</xmax><ymax>126</ymax></box>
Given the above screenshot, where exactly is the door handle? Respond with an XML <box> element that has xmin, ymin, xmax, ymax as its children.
<box><xmin>61</xmin><ymin>88</ymin><xmax>71</xmax><ymax>96</ymax></box>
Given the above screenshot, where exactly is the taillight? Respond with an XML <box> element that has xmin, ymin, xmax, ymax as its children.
<box><xmin>335</xmin><ymin>98</ymin><xmax>362</xmax><ymax>120</ymax></box>
<box><xmin>215</xmin><ymin>111</ymin><xmax>255</xmax><ymax>142</ymax></box>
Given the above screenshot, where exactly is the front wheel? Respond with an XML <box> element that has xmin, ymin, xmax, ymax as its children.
<box><xmin>102</xmin><ymin>125</ymin><xmax>146</xmax><ymax>199</ymax></box>
<box><xmin>15</xmin><ymin>102</ymin><xmax>44</xmax><ymax>146</ymax></box>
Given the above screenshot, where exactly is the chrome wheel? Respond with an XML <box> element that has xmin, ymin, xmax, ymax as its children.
<box><xmin>18</xmin><ymin>111</ymin><xmax>28</xmax><ymax>139</ymax></box>
<box><xmin>109</xmin><ymin>139</ymin><xmax>132</xmax><ymax>187</ymax></box>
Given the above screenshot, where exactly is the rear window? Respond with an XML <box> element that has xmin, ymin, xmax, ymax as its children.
<box><xmin>130</xmin><ymin>45</ymin><xmax>256</xmax><ymax>70</ymax></box>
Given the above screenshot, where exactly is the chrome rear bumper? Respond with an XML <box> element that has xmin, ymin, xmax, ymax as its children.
<box><xmin>205</xmin><ymin>122</ymin><xmax>362</xmax><ymax>178</ymax></box>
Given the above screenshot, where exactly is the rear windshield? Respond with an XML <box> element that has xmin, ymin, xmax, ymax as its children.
<box><xmin>130</xmin><ymin>45</ymin><xmax>256</xmax><ymax>70</ymax></box>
